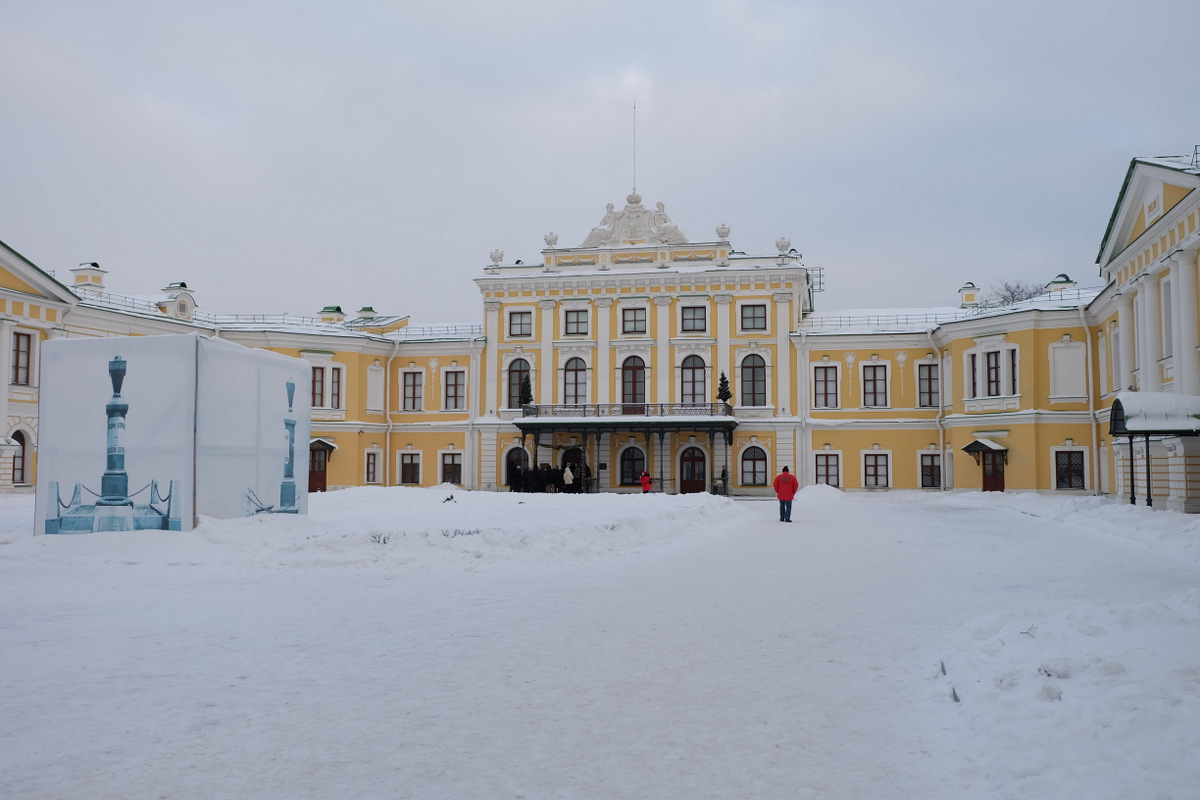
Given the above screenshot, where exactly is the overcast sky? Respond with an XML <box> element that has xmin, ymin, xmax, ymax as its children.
<box><xmin>3</xmin><ymin>1</ymin><xmax>1199</xmax><ymax>322</ymax></box>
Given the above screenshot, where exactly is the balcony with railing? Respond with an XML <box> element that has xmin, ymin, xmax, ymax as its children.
<box><xmin>522</xmin><ymin>403</ymin><xmax>733</xmax><ymax>418</ymax></box>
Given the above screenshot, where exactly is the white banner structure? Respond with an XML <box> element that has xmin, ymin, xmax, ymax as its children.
<box><xmin>36</xmin><ymin>334</ymin><xmax>310</xmax><ymax>533</ymax></box>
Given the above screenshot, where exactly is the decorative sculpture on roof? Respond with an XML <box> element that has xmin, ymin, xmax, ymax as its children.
<box><xmin>578</xmin><ymin>193</ymin><xmax>689</xmax><ymax>247</ymax></box>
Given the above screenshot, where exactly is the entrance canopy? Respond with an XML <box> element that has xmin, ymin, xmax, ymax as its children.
<box><xmin>1108</xmin><ymin>392</ymin><xmax>1200</xmax><ymax>437</ymax></box>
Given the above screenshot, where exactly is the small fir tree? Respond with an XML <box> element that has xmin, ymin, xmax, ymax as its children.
<box><xmin>716</xmin><ymin>371</ymin><xmax>732</xmax><ymax>404</ymax></box>
<box><xmin>519</xmin><ymin>374</ymin><xmax>533</xmax><ymax>406</ymax></box>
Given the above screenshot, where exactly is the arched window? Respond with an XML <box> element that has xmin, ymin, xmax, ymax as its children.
<box><xmin>741</xmin><ymin>445</ymin><xmax>767</xmax><ymax>486</ymax></box>
<box><xmin>741</xmin><ymin>354</ymin><xmax>766</xmax><ymax>406</ymax></box>
<box><xmin>622</xmin><ymin>356</ymin><xmax>646</xmax><ymax>405</ymax></box>
<box><xmin>681</xmin><ymin>355</ymin><xmax>706</xmax><ymax>405</ymax></box>
<box><xmin>11</xmin><ymin>431</ymin><xmax>26</xmax><ymax>484</ymax></box>
<box><xmin>507</xmin><ymin>359</ymin><xmax>530</xmax><ymax>408</ymax></box>
<box><xmin>620</xmin><ymin>447</ymin><xmax>646</xmax><ymax>486</ymax></box>
<box><xmin>563</xmin><ymin>357</ymin><xmax>587</xmax><ymax>404</ymax></box>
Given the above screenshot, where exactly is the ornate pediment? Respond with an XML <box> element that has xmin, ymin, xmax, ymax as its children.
<box><xmin>579</xmin><ymin>192</ymin><xmax>688</xmax><ymax>247</ymax></box>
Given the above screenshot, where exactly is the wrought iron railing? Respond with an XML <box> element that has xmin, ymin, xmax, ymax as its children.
<box><xmin>522</xmin><ymin>402</ymin><xmax>733</xmax><ymax>418</ymax></box>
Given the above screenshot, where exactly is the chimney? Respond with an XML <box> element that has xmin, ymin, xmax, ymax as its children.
<box><xmin>958</xmin><ymin>281</ymin><xmax>979</xmax><ymax>308</ymax></box>
<box><xmin>70</xmin><ymin>262</ymin><xmax>107</xmax><ymax>290</ymax></box>
<box><xmin>1045</xmin><ymin>273</ymin><xmax>1076</xmax><ymax>294</ymax></box>
<box><xmin>320</xmin><ymin>305</ymin><xmax>346</xmax><ymax>324</ymax></box>
<box><xmin>357</xmin><ymin>306</ymin><xmax>377</xmax><ymax>319</ymax></box>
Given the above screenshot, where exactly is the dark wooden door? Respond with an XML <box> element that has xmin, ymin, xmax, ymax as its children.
<box><xmin>680</xmin><ymin>446</ymin><xmax>706</xmax><ymax>494</ymax></box>
<box><xmin>309</xmin><ymin>448</ymin><xmax>328</xmax><ymax>492</ymax></box>
<box><xmin>982</xmin><ymin>451</ymin><xmax>1005</xmax><ymax>492</ymax></box>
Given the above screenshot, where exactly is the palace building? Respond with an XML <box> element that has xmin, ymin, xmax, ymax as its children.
<box><xmin>4</xmin><ymin>154</ymin><xmax>1200</xmax><ymax>509</ymax></box>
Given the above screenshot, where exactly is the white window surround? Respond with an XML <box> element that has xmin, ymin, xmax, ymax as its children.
<box><xmin>9</xmin><ymin>326</ymin><xmax>40</xmax><ymax>388</ymax></box>
<box><xmin>859</xmin><ymin>360</ymin><xmax>891</xmax><ymax>409</ymax></box>
<box><xmin>915</xmin><ymin>358</ymin><xmax>940</xmax><ymax>409</ymax></box>
<box><xmin>440</xmin><ymin>363</ymin><xmax>469</xmax><ymax>412</ymax></box>
<box><xmin>676</xmin><ymin>352</ymin><xmax>710</xmax><ymax>405</ymax></box>
<box><xmin>437</xmin><ymin>446</ymin><xmax>464</xmax><ymax>485</ymax></box>
<box><xmin>676</xmin><ymin>299</ymin><xmax>710</xmax><ymax>335</ymax></box>
<box><xmin>616</xmin><ymin>443</ymin><xmax>648</xmax><ymax>486</ymax></box>
<box><xmin>736</xmin><ymin>440</ymin><xmax>772</xmax><ymax>485</ymax></box>
<box><xmin>561</xmin><ymin>301</ymin><xmax>591</xmax><ymax>336</ymax></box>
<box><xmin>1049</xmin><ymin>446</ymin><xmax>1090</xmax><ymax>491</ymax></box>
<box><xmin>506</xmin><ymin>306</ymin><xmax>535</xmax><ymax>340</ymax></box>
<box><xmin>813</xmin><ymin>448</ymin><xmax>843</xmax><ymax>487</ymax></box>
<box><xmin>301</xmin><ymin>351</ymin><xmax>346</xmax><ymax>420</ymax></box>
<box><xmin>915</xmin><ymin>448</ymin><xmax>942</xmax><ymax>489</ymax></box>
<box><xmin>860</xmin><ymin>448</ymin><xmax>893</xmax><ymax>489</ymax></box>
<box><xmin>735</xmin><ymin>300</ymin><xmax>771</xmax><ymax>336</ymax></box>
<box><xmin>397</xmin><ymin>449</ymin><xmax>422</xmax><ymax>485</ymax></box>
<box><xmin>1048</xmin><ymin>336</ymin><xmax>1088</xmax><ymax>403</ymax></box>
<box><xmin>811</xmin><ymin>361</ymin><xmax>840</xmax><ymax>409</ymax></box>
<box><xmin>399</xmin><ymin>368</ymin><xmax>425</xmax><ymax>413</ymax></box>
<box><xmin>962</xmin><ymin>337</ymin><xmax>1020</xmax><ymax>412</ymax></box>
<box><xmin>366</xmin><ymin>361</ymin><xmax>384</xmax><ymax>413</ymax></box>
<box><xmin>364</xmin><ymin>446</ymin><xmax>383</xmax><ymax>484</ymax></box>
<box><xmin>617</xmin><ymin>301</ymin><xmax>650</xmax><ymax>336</ymax></box>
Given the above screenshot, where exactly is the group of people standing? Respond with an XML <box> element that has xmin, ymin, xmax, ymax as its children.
<box><xmin>510</xmin><ymin>462</ymin><xmax>592</xmax><ymax>494</ymax></box>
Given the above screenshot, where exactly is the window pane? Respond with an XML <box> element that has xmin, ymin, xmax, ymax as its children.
<box><xmin>12</xmin><ymin>333</ymin><xmax>31</xmax><ymax>386</ymax></box>
<box><xmin>741</xmin><ymin>305</ymin><xmax>766</xmax><ymax>330</ymax></box>
<box><xmin>863</xmin><ymin>365</ymin><xmax>887</xmax><ymax>407</ymax></box>
<box><xmin>564</xmin><ymin>357</ymin><xmax>587</xmax><ymax>404</ymax></box>
<box><xmin>741</xmin><ymin>355</ymin><xmax>766</xmax><ymax>406</ymax></box>
<box><xmin>816</xmin><ymin>454</ymin><xmax>839</xmax><ymax>487</ymax></box>
<box><xmin>814</xmin><ymin>365</ymin><xmax>838</xmax><ymax>408</ymax></box>
<box><xmin>445</xmin><ymin>371</ymin><xmax>465</xmax><ymax>410</ymax></box>
<box><xmin>622</xmin><ymin>308</ymin><xmax>647</xmax><ymax>334</ymax></box>
<box><xmin>1055</xmin><ymin>451</ymin><xmax>1085</xmax><ymax>489</ymax></box>
<box><xmin>681</xmin><ymin>355</ymin><xmax>705</xmax><ymax>404</ymax></box>
<box><xmin>682</xmin><ymin>306</ymin><xmax>705</xmax><ymax>332</ymax></box>
<box><xmin>920</xmin><ymin>453</ymin><xmax>941</xmax><ymax>488</ymax></box>
<box><xmin>865</xmin><ymin>453</ymin><xmax>888</xmax><ymax>487</ymax></box>
<box><xmin>622</xmin><ymin>357</ymin><xmax>645</xmax><ymax>404</ymax></box>
<box><xmin>312</xmin><ymin>367</ymin><xmax>325</xmax><ymax>408</ymax></box>
<box><xmin>441</xmin><ymin>453</ymin><xmax>463</xmax><ymax>484</ymax></box>
<box><xmin>741</xmin><ymin>446</ymin><xmax>767</xmax><ymax>485</ymax></box>
<box><xmin>620</xmin><ymin>448</ymin><xmax>645</xmax><ymax>485</ymax></box>
<box><xmin>403</xmin><ymin>372</ymin><xmax>423</xmax><ymax>411</ymax></box>
<box><xmin>400</xmin><ymin>454</ymin><xmax>420</xmax><ymax>484</ymax></box>
<box><xmin>509</xmin><ymin>312</ymin><xmax>532</xmax><ymax>336</ymax></box>
<box><xmin>507</xmin><ymin>359</ymin><xmax>528</xmax><ymax>408</ymax></box>
<box><xmin>918</xmin><ymin>364</ymin><xmax>939</xmax><ymax>408</ymax></box>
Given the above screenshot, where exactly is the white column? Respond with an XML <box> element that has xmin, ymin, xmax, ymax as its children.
<box><xmin>653</xmin><ymin>296</ymin><xmax>672</xmax><ymax>402</ymax></box>
<box><xmin>715</xmin><ymin>294</ymin><xmax>732</xmax><ymax>394</ymax></box>
<box><xmin>483</xmin><ymin>300</ymin><xmax>500</xmax><ymax>414</ymax></box>
<box><xmin>1140</xmin><ymin>273</ymin><xmax>1162</xmax><ymax>391</ymax></box>
<box><xmin>774</xmin><ymin>292</ymin><xmax>792</xmax><ymax>414</ymax></box>
<box><xmin>1171</xmin><ymin>250</ymin><xmax>1200</xmax><ymax>395</ymax></box>
<box><xmin>595</xmin><ymin>298</ymin><xmax>612</xmax><ymax>403</ymax></box>
<box><xmin>538</xmin><ymin>300</ymin><xmax>556</xmax><ymax>403</ymax></box>
<box><xmin>1117</xmin><ymin>292</ymin><xmax>1135</xmax><ymax>391</ymax></box>
<box><xmin>0</xmin><ymin>320</ymin><xmax>12</xmax><ymax>439</ymax></box>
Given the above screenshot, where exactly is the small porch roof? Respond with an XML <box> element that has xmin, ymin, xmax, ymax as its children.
<box><xmin>1109</xmin><ymin>392</ymin><xmax>1200</xmax><ymax>437</ymax></box>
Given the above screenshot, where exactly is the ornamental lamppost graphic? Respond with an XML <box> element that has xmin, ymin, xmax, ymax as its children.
<box><xmin>279</xmin><ymin>379</ymin><xmax>299</xmax><ymax>513</ymax></box>
<box><xmin>97</xmin><ymin>356</ymin><xmax>131</xmax><ymax>506</ymax></box>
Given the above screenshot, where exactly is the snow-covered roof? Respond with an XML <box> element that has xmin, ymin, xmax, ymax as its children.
<box><xmin>1110</xmin><ymin>391</ymin><xmax>1200</xmax><ymax>434</ymax></box>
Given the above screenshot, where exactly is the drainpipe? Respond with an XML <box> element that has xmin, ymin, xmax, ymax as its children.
<box><xmin>798</xmin><ymin>328</ymin><xmax>809</xmax><ymax>485</ymax></box>
<box><xmin>926</xmin><ymin>328</ymin><xmax>946</xmax><ymax>490</ymax></box>
<box><xmin>383</xmin><ymin>336</ymin><xmax>400</xmax><ymax>486</ymax></box>
<box><xmin>1079</xmin><ymin>306</ymin><xmax>1100</xmax><ymax>495</ymax></box>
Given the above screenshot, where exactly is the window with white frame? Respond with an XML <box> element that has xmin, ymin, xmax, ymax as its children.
<box><xmin>444</xmin><ymin>370</ymin><xmax>466</xmax><ymax>410</ymax></box>
<box><xmin>507</xmin><ymin>359</ymin><xmax>530</xmax><ymax>408</ymax></box>
<box><xmin>306</xmin><ymin>355</ymin><xmax>344</xmax><ymax>410</ymax></box>
<box><xmin>311</xmin><ymin>366</ymin><xmax>325</xmax><ymax>409</ymax></box>
<box><xmin>741</xmin><ymin>446</ymin><xmax>768</xmax><ymax>485</ymax></box>
<box><xmin>12</xmin><ymin>331</ymin><xmax>32</xmax><ymax>386</ymax></box>
<box><xmin>864</xmin><ymin>452</ymin><xmax>889</xmax><ymax>488</ymax></box>
<box><xmin>441</xmin><ymin>451</ymin><xmax>463</xmax><ymax>484</ymax></box>
<box><xmin>740</xmin><ymin>304</ymin><xmax>767</xmax><ymax>332</ymax></box>
<box><xmin>681</xmin><ymin>305</ymin><xmax>706</xmax><ymax>333</ymax></box>
<box><xmin>365</xmin><ymin>451</ymin><xmax>380</xmax><ymax>484</ymax></box>
<box><xmin>402</xmin><ymin>371</ymin><xmax>423</xmax><ymax>411</ymax></box>
<box><xmin>622</xmin><ymin>307</ymin><xmax>647</xmax><ymax>334</ymax></box>
<box><xmin>918</xmin><ymin>363</ymin><xmax>939</xmax><ymax>408</ymax></box>
<box><xmin>565</xmin><ymin>309</ymin><xmax>588</xmax><ymax>336</ymax></box>
<box><xmin>920</xmin><ymin>453</ymin><xmax>941</xmax><ymax>488</ymax></box>
<box><xmin>400</xmin><ymin>452</ymin><xmax>421</xmax><ymax>484</ymax></box>
<box><xmin>563</xmin><ymin>358</ymin><xmax>587</xmax><ymax>404</ymax></box>
<box><xmin>740</xmin><ymin>354</ymin><xmax>766</xmax><ymax>406</ymax></box>
<box><xmin>964</xmin><ymin>341</ymin><xmax>1019</xmax><ymax>399</ymax></box>
<box><xmin>1054</xmin><ymin>450</ymin><xmax>1085</xmax><ymax>489</ymax></box>
<box><xmin>619</xmin><ymin>447</ymin><xmax>646</xmax><ymax>485</ymax></box>
<box><xmin>814</xmin><ymin>364</ymin><xmax>838</xmax><ymax>408</ymax></box>
<box><xmin>862</xmin><ymin>364</ymin><xmax>888</xmax><ymax>407</ymax></box>
<box><xmin>815</xmin><ymin>453</ymin><xmax>839</xmax><ymax>487</ymax></box>
<box><xmin>509</xmin><ymin>310</ymin><xmax>532</xmax><ymax>337</ymax></box>
<box><xmin>681</xmin><ymin>355</ymin><xmax>706</xmax><ymax>404</ymax></box>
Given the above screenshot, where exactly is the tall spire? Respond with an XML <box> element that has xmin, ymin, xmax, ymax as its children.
<box><xmin>632</xmin><ymin>101</ymin><xmax>637</xmax><ymax>196</ymax></box>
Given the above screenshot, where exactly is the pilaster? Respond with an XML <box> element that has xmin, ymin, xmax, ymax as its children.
<box><xmin>653</xmin><ymin>296</ymin><xmax>672</xmax><ymax>402</ymax></box>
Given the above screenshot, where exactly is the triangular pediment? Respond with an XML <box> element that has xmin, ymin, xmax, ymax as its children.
<box><xmin>0</xmin><ymin>238</ymin><xmax>77</xmax><ymax>305</ymax></box>
<box><xmin>1097</xmin><ymin>157</ymin><xmax>1200</xmax><ymax>269</ymax></box>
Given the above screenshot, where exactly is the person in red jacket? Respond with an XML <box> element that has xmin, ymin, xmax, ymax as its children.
<box><xmin>639</xmin><ymin>470</ymin><xmax>653</xmax><ymax>493</ymax></box>
<box><xmin>773</xmin><ymin>466</ymin><xmax>798</xmax><ymax>523</ymax></box>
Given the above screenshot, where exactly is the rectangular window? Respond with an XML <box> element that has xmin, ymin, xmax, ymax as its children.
<box><xmin>622</xmin><ymin>307</ymin><xmax>647</xmax><ymax>334</ymax></box>
<box><xmin>969</xmin><ymin>354</ymin><xmax>978</xmax><ymax>399</ymax></box>
<box><xmin>565</xmin><ymin>309</ymin><xmax>588</xmax><ymax>335</ymax></box>
<box><xmin>444</xmin><ymin>371</ymin><xmax>465</xmax><ymax>410</ymax></box>
<box><xmin>312</xmin><ymin>367</ymin><xmax>325</xmax><ymax>408</ymax></box>
<box><xmin>1010</xmin><ymin>349</ymin><xmax>1019</xmax><ymax>395</ymax></box>
<box><xmin>330</xmin><ymin>367</ymin><xmax>342</xmax><ymax>410</ymax></box>
<box><xmin>986</xmin><ymin>351</ymin><xmax>1001</xmax><ymax>396</ymax></box>
<box><xmin>402</xmin><ymin>372</ymin><xmax>423</xmax><ymax>411</ymax></box>
<box><xmin>1055</xmin><ymin>451</ymin><xmax>1085</xmax><ymax>489</ymax></box>
<box><xmin>681</xmin><ymin>306</ymin><xmax>706</xmax><ymax>332</ymax></box>
<box><xmin>441</xmin><ymin>452</ymin><xmax>463</xmax><ymax>484</ymax></box>
<box><xmin>815</xmin><ymin>454</ymin><xmax>839</xmax><ymax>487</ymax></box>
<box><xmin>920</xmin><ymin>453</ymin><xmax>941</xmax><ymax>488</ymax></box>
<box><xmin>509</xmin><ymin>311</ymin><xmax>532</xmax><ymax>336</ymax></box>
<box><xmin>814</xmin><ymin>365</ymin><xmax>838</xmax><ymax>408</ymax></box>
<box><xmin>864</xmin><ymin>453</ymin><xmax>889</xmax><ymax>488</ymax></box>
<box><xmin>918</xmin><ymin>364</ymin><xmax>939</xmax><ymax>408</ymax></box>
<box><xmin>12</xmin><ymin>332</ymin><xmax>31</xmax><ymax>386</ymax></box>
<box><xmin>400</xmin><ymin>453</ymin><xmax>421</xmax><ymax>485</ymax></box>
<box><xmin>741</xmin><ymin>304</ymin><xmax>767</xmax><ymax>331</ymax></box>
<box><xmin>365</xmin><ymin>452</ymin><xmax>378</xmax><ymax>484</ymax></box>
<box><xmin>862</xmin><ymin>364</ymin><xmax>888</xmax><ymax>407</ymax></box>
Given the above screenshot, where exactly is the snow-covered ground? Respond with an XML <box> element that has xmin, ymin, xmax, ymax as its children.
<box><xmin>1</xmin><ymin>486</ymin><xmax>1198</xmax><ymax>799</ymax></box>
